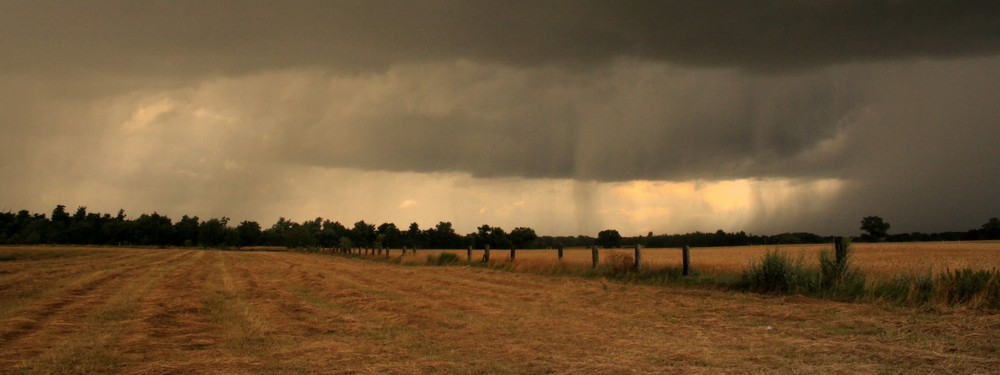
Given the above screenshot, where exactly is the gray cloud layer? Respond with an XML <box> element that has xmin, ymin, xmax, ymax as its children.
<box><xmin>2</xmin><ymin>1</ymin><xmax>999</xmax><ymax>234</ymax></box>
<box><xmin>4</xmin><ymin>1</ymin><xmax>999</xmax><ymax>75</ymax></box>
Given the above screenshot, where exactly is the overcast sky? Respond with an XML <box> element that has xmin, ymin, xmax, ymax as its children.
<box><xmin>2</xmin><ymin>1</ymin><xmax>999</xmax><ymax>236</ymax></box>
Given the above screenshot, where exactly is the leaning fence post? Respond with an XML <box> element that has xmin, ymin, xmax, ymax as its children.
<box><xmin>634</xmin><ymin>244</ymin><xmax>642</xmax><ymax>271</ymax></box>
<box><xmin>682</xmin><ymin>245</ymin><xmax>691</xmax><ymax>276</ymax></box>
<box><xmin>557</xmin><ymin>244</ymin><xmax>564</xmax><ymax>261</ymax></box>
<box><xmin>592</xmin><ymin>245</ymin><xmax>599</xmax><ymax>269</ymax></box>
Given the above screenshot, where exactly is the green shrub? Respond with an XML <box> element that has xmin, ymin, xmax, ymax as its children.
<box><xmin>818</xmin><ymin>237</ymin><xmax>865</xmax><ymax>298</ymax></box>
<box><xmin>873</xmin><ymin>273</ymin><xmax>934</xmax><ymax>306</ymax></box>
<box><xmin>426</xmin><ymin>252</ymin><xmax>461</xmax><ymax>266</ymax></box>
<box><xmin>936</xmin><ymin>268</ymin><xmax>999</xmax><ymax>308</ymax></box>
<box><xmin>740</xmin><ymin>250</ymin><xmax>816</xmax><ymax>294</ymax></box>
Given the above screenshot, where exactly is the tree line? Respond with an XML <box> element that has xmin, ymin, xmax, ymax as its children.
<box><xmin>0</xmin><ymin>205</ymin><xmax>540</xmax><ymax>250</ymax></box>
<box><xmin>0</xmin><ymin>205</ymin><xmax>997</xmax><ymax>249</ymax></box>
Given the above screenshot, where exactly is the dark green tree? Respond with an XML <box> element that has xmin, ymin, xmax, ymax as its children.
<box><xmin>981</xmin><ymin>217</ymin><xmax>1000</xmax><ymax>240</ymax></box>
<box><xmin>405</xmin><ymin>222</ymin><xmax>424</xmax><ymax>249</ymax></box>
<box><xmin>283</xmin><ymin>222</ymin><xmax>317</xmax><ymax>249</ymax></box>
<box><xmin>474</xmin><ymin>224</ymin><xmax>509</xmax><ymax>249</ymax></box>
<box><xmin>236</xmin><ymin>220</ymin><xmax>262</xmax><ymax>247</ymax></box>
<box><xmin>351</xmin><ymin>220</ymin><xmax>376</xmax><ymax>248</ymax></box>
<box><xmin>303</xmin><ymin>218</ymin><xmax>324</xmax><ymax>245</ymax></box>
<box><xmin>509</xmin><ymin>227</ymin><xmax>538</xmax><ymax>249</ymax></box>
<box><xmin>596</xmin><ymin>229</ymin><xmax>623</xmax><ymax>248</ymax></box>
<box><xmin>262</xmin><ymin>217</ymin><xmax>294</xmax><ymax>246</ymax></box>
<box><xmin>376</xmin><ymin>222</ymin><xmax>402</xmax><ymax>248</ymax></box>
<box><xmin>198</xmin><ymin>217</ymin><xmax>231</xmax><ymax>247</ymax></box>
<box><xmin>174</xmin><ymin>215</ymin><xmax>200</xmax><ymax>246</ymax></box>
<box><xmin>319</xmin><ymin>220</ymin><xmax>346</xmax><ymax>249</ymax></box>
<box><xmin>132</xmin><ymin>212</ymin><xmax>173</xmax><ymax>246</ymax></box>
<box><xmin>860</xmin><ymin>216</ymin><xmax>891</xmax><ymax>242</ymax></box>
<box><xmin>422</xmin><ymin>222</ymin><xmax>456</xmax><ymax>248</ymax></box>
<box><xmin>47</xmin><ymin>204</ymin><xmax>71</xmax><ymax>243</ymax></box>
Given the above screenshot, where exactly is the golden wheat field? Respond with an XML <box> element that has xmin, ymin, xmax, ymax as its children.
<box><xmin>1</xmin><ymin>246</ymin><xmax>998</xmax><ymax>373</ymax></box>
<box><xmin>400</xmin><ymin>241</ymin><xmax>1000</xmax><ymax>276</ymax></box>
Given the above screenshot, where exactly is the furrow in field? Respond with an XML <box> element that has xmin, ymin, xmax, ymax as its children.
<box><xmin>0</xmin><ymin>249</ymin><xmax>196</xmax><ymax>371</ymax></box>
<box><xmin>252</xmin><ymin>254</ymin><xmax>657</xmax><ymax>372</ymax></box>
<box><xmin>115</xmin><ymin>250</ymin><xmax>270</xmax><ymax>374</ymax></box>
<box><xmin>220</xmin><ymin>253</ymin><xmax>472</xmax><ymax>372</ymax></box>
<box><xmin>0</xmin><ymin>249</ymin><xmax>157</xmax><ymax>314</ymax></box>
<box><xmin>0</xmin><ymin>249</ymin><xmax>188</xmax><ymax>344</ymax></box>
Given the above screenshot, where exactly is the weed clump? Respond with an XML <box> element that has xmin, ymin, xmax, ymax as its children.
<box><xmin>602</xmin><ymin>252</ymin><xmax>635</xmax><ymax>277</ymax></box>
<box><xmin>740</xmin><ymin>250</ymin><xmax>816</xmax><ymax>294</ymax></box>
<box><xmin>875</xmin><ymin>272</ymin><xmax>935</xmax><ymax>306</ymax></box>
<box><xmin>936</xmin><ymin>268</ymin><xmax>999</xmax><ymax>308</ymax></box>
<box><xmin>426</xmin><ymin>252</ymin><xmax>461</xmax><ymax>266</ymax></box>
<box><xmin>818</xmin><ymin>237</ymin><xmax>865</xmax><ymax>298</ymax></box>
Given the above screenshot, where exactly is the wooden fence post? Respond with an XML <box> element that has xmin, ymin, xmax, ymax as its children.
<box><xmin>634</xmin><ymin>244</ymin><xmax>642</xmax><ymax>271</ymax></box>
<box><xmin>483</xmin><ymin>244</ymin><xmax>491</xmax><ymax>263</ymax></box>
<box><xmin>510</xmin><ymin>245</ymin><xmax>516</xmax><ymax>261</ymax></box>
<box><xmin>467</xmin><ymin>245</ymin><xmax>473</xmax><ymax>262</ymax></box>
<box><xmin>557</xmin><ymin>244</ymin><xmax>564</xmax><ymax>261</ymax></box>
<box><xmin>592</xmin><ymin>245</ymin><xmax>599</xmax><ymax>269</ymax></box>
<box><xmin>385</xmin><ymin>246</ymin><xmax>390</xmax><ymax>259</ymax></box>
<box><xmin>682</xmin><ymin>245</ymin><xmax>691</xmax><ymax>276</ymax></box>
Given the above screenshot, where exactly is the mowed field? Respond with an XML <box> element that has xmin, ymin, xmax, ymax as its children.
<box><xmin>1</xmin><ymin>247</ymin><xmax>998</xmax><ymax>374</ymax></box>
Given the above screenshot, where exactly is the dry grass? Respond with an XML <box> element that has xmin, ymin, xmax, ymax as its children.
<box><xmin>396</xmin><ymin>241</ymin><xmax>1000</xmax><ymax>277</ymax></box>
<box><xmin>1</xmin><ymin>246</ymin><xmax>998</xmax><ymax>373</ymax></box>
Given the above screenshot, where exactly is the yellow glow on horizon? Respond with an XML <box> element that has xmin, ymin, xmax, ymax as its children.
<box><xmin>701</xmin><ymin>180</ymin><xmax>753</xmax><ymax>212</ymax></box>
<box><xmin>609</xmin><ymin>178</ymin><xmax>845</xmax><ymax>233</ymax></box>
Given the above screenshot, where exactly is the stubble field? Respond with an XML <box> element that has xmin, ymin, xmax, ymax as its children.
<box><xmin>1</xmin><ymin>246</ymin><xmax>998</xmax><ymax>374</ymax></box>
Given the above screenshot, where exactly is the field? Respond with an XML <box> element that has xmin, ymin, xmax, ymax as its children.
<box><xmin>1</xmin><ymin>246</ymin><xmax>998</xmax><ymax>373</ymax></box>
<box><xmin>398</xmin><ymin>241</ymin><xmax>1000</xmax><ymax>276</ymax></box>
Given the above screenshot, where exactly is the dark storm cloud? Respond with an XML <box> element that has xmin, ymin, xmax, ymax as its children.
<box><xmin>2</xmin><ymin>1</ymin><xmax>999</xmax><ymax>235</ymax></box>
<box><xmin>3</xmin><ymin>0</ymin><xmax>999</xmax><ymax>76</ymax></box>
<box><xmin>263</xmin><ymin>61</ymin><xmax>862</xmax><ymax>181</ymax></box>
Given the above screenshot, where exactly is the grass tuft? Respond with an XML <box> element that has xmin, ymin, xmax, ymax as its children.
<box><xmin>739</xmin><ymin>250</ymin><xmax>816</xmax><ymax>294</ymax></box>
<box><xmin>426</xmin><ymin>252</ymin><xmax>462</xmax><ymax>266</ymax></box>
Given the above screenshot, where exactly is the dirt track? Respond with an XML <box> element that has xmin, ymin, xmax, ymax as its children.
<box><xmin>1</xmin><ymin>248</ymin><xmax>997</xmax><ymax>374</ymax></box>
